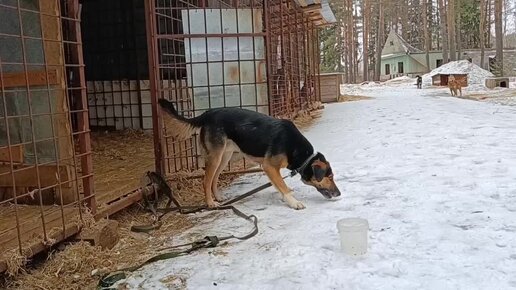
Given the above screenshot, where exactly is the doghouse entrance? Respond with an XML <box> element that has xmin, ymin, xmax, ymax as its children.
<box><xmin>80</xmin><ymin>0</ymin><xmax>156</xmax><ymax>217</ymax></box>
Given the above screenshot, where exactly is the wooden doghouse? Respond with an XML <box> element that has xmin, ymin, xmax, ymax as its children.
<box><xmin>317</xmin><ymin>73</ymin><xmax>345</xmax><ymax>103</ymax></box>
<box><xmin>485</xmin><ymin>77</ymin><xmax>510</xmax><ymax>89</ymax></box>
<box><xmin>431</xmin><ymin>73</ymin><xmax>468</xmax><ymax>87</ymax></box>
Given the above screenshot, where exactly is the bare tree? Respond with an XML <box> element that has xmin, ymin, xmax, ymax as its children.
<box><xmin>448</xmin><ymin>0</ymin><xmax>456</xmax><ymax>61</ymax></box>
<box><xmin>375</xmin><ymin>0</ymin><xmax>384</xmax><ymax>80</ymax></box>
<box><xmin>495</xmin><ymin>0</ymin><xmax>503</xmax><ymax>75</ymax></box>
<box><xmin>487</xmin><ymin>0</ymin><xmax>492</xmax><ymax>47</ymax></box>
<box><xmin>400</xmin><ymin>0</ymin><xmax>408</xmax><ymax>40</ymax></box>
<box><xmin>423</xmin><ymin>0</ymin><xmax>430</xmax><ymax>71</ymax></box>
<box><xmin>480</xmin><ymin>0</ymin><xmax>486</xmax><ymax>68</ymax></box>
<box><xmin>362</xmin><ymin>0</ymin><xmax>369</xmax><ymax>81</ymax></box>
<box><xmin>456</xmin><ymin>0</ymin><xmax>462</xmax><ymax>60</ymax></box>
<box><xmin>439</xmin><ymin>0</ymin><xmax>449</xmax><ymax>63</ymax></box>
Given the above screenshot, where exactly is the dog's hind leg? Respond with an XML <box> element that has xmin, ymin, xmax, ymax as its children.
<box><xmin>203</xmin><ymin>146</ymin><xmax>226</xmax><ymax>208</ymax></box>
<box><xmin>211</xmin><ymin>151</ymin><xmax>233</xmax><ymax>202</ymax></box>
<box><xmin>262</xmin><ymin>160</ymin><xmax>305</xmax><ymax>210</ymax></box>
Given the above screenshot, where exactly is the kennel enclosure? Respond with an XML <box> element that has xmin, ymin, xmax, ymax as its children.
<box><xmin>0</xmin><ymin>0</ymin><xmax>335</xmax><ymax>273</ymax></box>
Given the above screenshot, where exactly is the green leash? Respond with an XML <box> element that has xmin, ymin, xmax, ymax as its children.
<box><xmin>97</xmin><ymin>171</ymin><xmax>291</xmax><ymax>289</ymax></box>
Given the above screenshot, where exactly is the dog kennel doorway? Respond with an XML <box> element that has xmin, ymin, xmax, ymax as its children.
<box><xmin>80</xmin><ymin>0</ymin><xmax>157</xmax><ymax>218</ymax></box>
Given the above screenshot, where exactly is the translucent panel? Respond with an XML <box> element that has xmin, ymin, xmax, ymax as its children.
<box><xmin>0</xmin><ymin>6</ymin><xmax>20</xmax><ymax>35</ymax></box>
<box><xmin>241</xmin><ymin>84</ymin><xmax>256</xmax><ymax>106</ymax></box>
<box><xmin>221</xmin><ymin>9</ymin><xmax>237</xmax><ymax>33</ymax></box>
<box><xmin>192</xmin><ymin>63</ymin><xmax>208</xmax><ymax>86</ymax></box>
<box><xmin>25</xmin><ymin>39</ymin><xmax>44</xmax><ymax>64</ymax></box>
<box><xmin>30</xmin><ymin>89</ymin><xmax>52</xmax><ymax>115</ymax></box>
<box><xmin>208</xmin><ymin>62</ymin><xmax>223</xmax><ymax>86</ymax></box>
<box><xmin>0</xmin><ymin>36</ymin><xmax>23</xmax><ymax>63</ymax></box>
<box><xmin>240</xmin><ymin>61</ymin><xmax>255</xmax><ymax>84</ymax></box>
<box><xmin>209</xmin><ymin>86</ymin><xmax>225</xmax><ymax>108</ymax></box>
<box><xmin>21</xmin><ymin>11</ymin><xmax>42</xmax><ymax>37</ymax></box>
<box><xmin>225</xmin><ymin>85</ymin><xmax>240</xmax><ymax>107</ymax></box>
<box><xmin>224</xmin><ymin>62</ymin><xmax>239</xmax><ymax>85</ymax></box>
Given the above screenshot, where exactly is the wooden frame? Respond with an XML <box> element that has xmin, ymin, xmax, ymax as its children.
<box><xmin>0</xmin><ymin>69</ymin><xmax>59</xmax><ymax>89</ymax></box>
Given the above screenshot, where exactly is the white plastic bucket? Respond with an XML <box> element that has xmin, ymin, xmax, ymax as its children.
<box><xmin>336</xmin><ymin>218</ymin><xmax>369</xmax><ymax>255</ymax></box>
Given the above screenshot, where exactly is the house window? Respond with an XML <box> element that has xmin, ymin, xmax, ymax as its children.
<box><xmin>436</xmin><ymin>59</ymin><xmax>443</xmax><ymax>68</ymax></box>
<box><xmin>385</xmin><ymin>64</ymin><xmax>390</xmax><ymax>75</ymax></box>
<box><xmin>390</xmin><ymin>41</ymin><xmax>394</xmax><ymax>46</ymax></box>
<box><xmin>398</xmin><ymin>62</ymin><xmax>404</xmax><ymax>73</ymax></box>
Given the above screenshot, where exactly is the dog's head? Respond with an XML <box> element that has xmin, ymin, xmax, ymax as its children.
<box><xmin>300</xmin><ymin>152</ymin><xmax>341</xmax><ymax>199</ymax></box>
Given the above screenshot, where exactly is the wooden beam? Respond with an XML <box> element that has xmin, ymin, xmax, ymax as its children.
<box><xmin>0</xmin><ymin>164</ymin><xmax>71</xmax><ymax>188</ymax></box>
<box><xmin>0</xmin><ymin>69</ymin><xmax>59</xmax><ymax>89</ymax></box>
<box><xmin>94</xmin><ymin>189</ymin><xmax>146</xmax><ymax>220</ymax></box>
<box><xmin>302</xmin><ymin>3</ymin><xmax>321</xmax><ymax>13</ymax></box>
<box><xmin>297</xmin><ymin>0</ymin><xmax>308</xmax><ymax>7</ymax></box>
<box><xmin>0</xmin><ymin>145</ymin><xmax>24</xmax><ymax>163</ymax></box>
<box><xmin>309</xmin><ymin>15</ymin><xmax>324</xmax><ymax>21</ymax></box>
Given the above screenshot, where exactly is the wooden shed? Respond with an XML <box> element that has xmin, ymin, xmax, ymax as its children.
<box><xmin>317</xmin><ymin>73</ymin><xmax>344</xmax><ymax>103</ymax></box>
<box><xmin>485</xmin><ymin>77</ymin><xmax>509</xmax><ymax>89</ymax></box>
<box><xmin>431</xmin><ymin>73</ymin><xmax>468</xmax><ymax>87</ymax></box>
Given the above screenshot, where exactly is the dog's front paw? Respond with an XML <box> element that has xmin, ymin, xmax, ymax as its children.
<box><xmin>284</xmin><ymin>195</ymin><xmax>306</xmax><ymax>210</ymax></box>
<box><xmin>206</xmin><ymin>200</ymin><xmax>220</xmax><ymax>208</ymax></box>
<box><xmin>290</xmin><ymin>200</ymin><xmax>306</xmax><ymax>210</ymax></box>
<box><xmin>213</xmin><ymin>192</ymin><xmax>225</xmax><ymax>202</ymax></box>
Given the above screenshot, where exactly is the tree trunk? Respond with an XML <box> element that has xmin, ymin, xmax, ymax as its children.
<box><xmin>480</xmin><ymin>0</ymin><xmax>486</xmax><ymax>68</ymax></box>
<box><xmin>401</xmin><ymin>0</ymin><xmax>408</xmax><ymax>40</ymax></box>
<box><xmin>438</xmin><ymin>0</ymin><xmax>449</xmax><ymax>64</ymax></box>
<box><xmin>495</xmin><ymin>0</ymin><xmax>503</xmax><ymax>75</ymax></box>
<box><xmin>362</xmin><ymin>0</ymin><xmax>369</xmax><ymax>81</ymax></box>
<box><xmin>347</xmin><ymin>0</ymin><xmax>353</xmax><ymax>82</ymax></box>
<box><xmin>456</xmin><ymin>0</ymin><xmax>462</xmax><ymax>60</ymax></box>
<box><xmin>503</xmin><ymin>0</ymin><xmax>508</xmax><ymax>39</ymax></box>
<box><xmin>350</xmin><ymin>0</ymin><xmax>358</xmax><ymax>83</ymax></box>
<box><xmin>375</xmin><ymin>0</ymin><xmax>384</xmax><ymax>81</ymax></box>
<box><xmin>448</xmin><ymin>0</ymin><xmax>456</xmax><ymax>61</ymax></box>
<box><xmin>487</xmin><ymin>0</ymin><xmax>492</xmax><ymax>47</ymax></box>
<box><xmin>423</xmin><ymin>0</ymin><xmax>430</xmax><ymax>71</ymax></box>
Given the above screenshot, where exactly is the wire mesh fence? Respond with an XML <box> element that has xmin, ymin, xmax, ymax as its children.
<box><xmin>0</xmin><ymin>0</ymin><xmax>328</xmax><ymax>273</ymax></box>
<box><xmin>146</xmin><ymin>0</ymin><xmax>322</xmax><ymax>176</ymax></box>
<box><xmin>0</xmin><ymin>0</ymin><xmax>93</xmax><ymax>272</ymax></box>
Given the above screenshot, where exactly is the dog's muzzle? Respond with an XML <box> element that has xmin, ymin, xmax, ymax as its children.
<box><xmin>317</xmin><ymin>185</ymin><xmax>341</xmax><ymax>199</ymax></box>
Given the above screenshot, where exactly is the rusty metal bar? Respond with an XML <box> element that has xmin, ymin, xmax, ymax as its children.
<box><xmin>63</xmin><ymin>0</ymin><xmax>95</xmax><ymax>214</ymax></box>
<box><xmin>0</xmin><ymin>57</ymin><xmax>24</xmax><ymax>254</ymax></box>
<box><xmin>15</xmin><ymin>0</ymin><xmax>50</xmax><ymax>243</ymax></box>
<box><xmin>145</xmin><ymin>0</ymin><xmax>164</xmax><ymax>175</ymax></box>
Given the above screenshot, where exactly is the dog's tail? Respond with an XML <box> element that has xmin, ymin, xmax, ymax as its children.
<box><xmin>158</xmin><ymin>99</ymin><xmax>204</xmax><ymax>140</ymax></box>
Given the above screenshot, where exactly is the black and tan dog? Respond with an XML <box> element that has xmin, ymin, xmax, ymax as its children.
<box><xmin>158</xmin><ymin>99</ymin><xmax>341</xmax><ymax>209</ymax></box>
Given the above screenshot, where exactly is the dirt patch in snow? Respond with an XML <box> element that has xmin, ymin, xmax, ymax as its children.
<box><xmin>338</xmin><ymin>95</ymin><xmax>373</xmax><ymax>102</ymax></box>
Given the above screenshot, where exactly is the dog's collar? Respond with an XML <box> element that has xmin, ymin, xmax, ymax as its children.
<box><xmin>290</xmin><ymin>151</ymin><xmax>319</xmax><ymax>177</ymax></box>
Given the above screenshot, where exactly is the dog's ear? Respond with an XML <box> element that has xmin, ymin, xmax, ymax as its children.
<box><xmin>311</xmin><ymin>161</ymin><xmax>327</xmax><ymax>182</ymax></box>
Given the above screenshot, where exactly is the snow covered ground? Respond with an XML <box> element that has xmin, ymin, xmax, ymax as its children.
<box><xmin>117</xmin><ymin>85</ymin><xmax>516</xmax><ymax>290</ymax></box>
